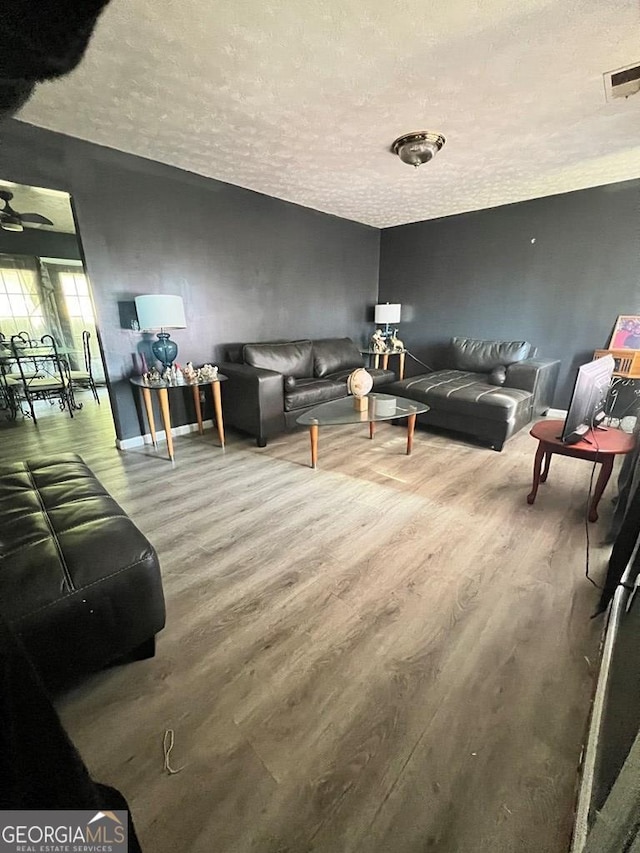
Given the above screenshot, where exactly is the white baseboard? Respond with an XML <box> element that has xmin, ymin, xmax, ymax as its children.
<box><xmin>546</xmin><ymin>408</ymin><xmax>567</xmax><ymax>419</ymax></box>
<box><xmin>116</xmin><ymin>419</ymin><xmax>214</xmax><ymax>450</ymax></box>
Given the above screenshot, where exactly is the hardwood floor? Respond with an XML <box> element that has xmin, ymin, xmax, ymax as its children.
<box><xmin>0</xmin><ymin>395</ymin><xmax>610</xmax><ymax>853</ymax></box>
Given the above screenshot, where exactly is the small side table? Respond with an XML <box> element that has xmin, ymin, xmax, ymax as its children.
<box><xmin>130</xmin><ymin>374</ymin><xmax>227</xmax><ymax>461</ymax></box>
<box><xmin>526</xmin><ymin>419</ymin><xmax>636</xmax><ymax>522</ymax></box>
<box><xmin>360</xmin><ymin>348</ymin><xmax>406</xmax><ymax>380</ymax></box>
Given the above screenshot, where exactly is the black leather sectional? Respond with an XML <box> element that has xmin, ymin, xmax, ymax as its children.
<box><xmin>0</xmin><ymin>453</ymin><xmax>165</xmax><ymax>691</ymax></box>
<box><xmin>385</xmin><ymin>337</ymin><xmax>560</xmax><ymax>450</ymax></box>
<box><xmin>220</xmin><ymin>337</ymin><xmax>395</xmax><ymax>446</ymax></box>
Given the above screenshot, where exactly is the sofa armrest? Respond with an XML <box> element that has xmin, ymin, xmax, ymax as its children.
<box><xmin>505</xmin><ymin>358</ymin><xmax>560</xmax><ymax>416</ymax></box>
<box><xmin>219</xmin><ymin>362</ymin><xmax>285</xmax><ymax>445</ymax></box>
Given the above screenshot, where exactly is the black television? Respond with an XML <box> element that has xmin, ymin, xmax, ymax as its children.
<box><xmin>561</xmin><ymin>355</ymin><xmax>615</xmax><ymax>444</ymax></box>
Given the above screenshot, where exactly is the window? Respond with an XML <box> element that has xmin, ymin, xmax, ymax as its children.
<box><xmin>59</xmin><ymin>271</ymin><xmax>95</xmax><ymax>324</ymax></box>
<box><xmin>0</xmin><ymin>260</ymin><xmax>46</xmax><ymax>341</ymax></box>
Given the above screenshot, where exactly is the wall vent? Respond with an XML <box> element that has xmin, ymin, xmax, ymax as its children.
<box><xmin>604</xmin><ymin>62</ymin><xmax>640</xmax><ymax>101</ymax></box>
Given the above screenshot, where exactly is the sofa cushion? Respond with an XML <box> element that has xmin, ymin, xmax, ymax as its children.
<box><xmin>489</xmin><ymin>365</ymin><xmax>507</xmax><ymax>386</ymax></box>
<box><xmin>313</xmin><ymin>338</ymin><xmax>363</xmax><ymax>377</ymax></box>
<box><xmin>243</xmin><ymin>340</ymin><xmax>313</xmax><ymax>378</ymax></box>
<box><xmin>388</xmin><ymin>370</ymin><xmax>532</xmax><ymax>423</ymax></box>
<box><xmin>451</xmin><ymin>338</ymin><xmax>532</xmax><ymax>372</ymax></box>
<box><xmin>284</xmin><ymin>378</ymin><xmax>345</xmax><ymax>412</ymax></box>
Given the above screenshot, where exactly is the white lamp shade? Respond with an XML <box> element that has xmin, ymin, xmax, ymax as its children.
<box><xmin>374</xmin><ymin>303</ymin><xmax>401</xmax><ymax>324</ymax></box>
<box><xmin>135</xmin><ymin>294</ymin><xmax>186</xmax><ymax>330</ymax></box>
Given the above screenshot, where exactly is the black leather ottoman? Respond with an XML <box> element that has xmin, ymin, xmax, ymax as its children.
<box><xmin>0</xmin><ymin>453</ymin><xmax>165</xmax><ymax>690</ymax></box>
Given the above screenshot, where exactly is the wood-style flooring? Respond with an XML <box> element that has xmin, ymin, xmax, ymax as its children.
<box><xmin>0</xmin><ymin>393</ymin><xmax>609</xmax><ymax>853</ymax></box>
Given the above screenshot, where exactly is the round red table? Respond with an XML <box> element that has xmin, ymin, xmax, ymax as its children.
<box><xmin>527</xmin><ymin>419</ymin><xmax>636</xmax><ymax>522</ymax></box>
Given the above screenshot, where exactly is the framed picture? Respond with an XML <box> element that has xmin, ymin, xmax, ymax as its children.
<box><xmin>608</xmin><ymin>315</ymin><xmax>640</xmax><ymax>349</ymax></box>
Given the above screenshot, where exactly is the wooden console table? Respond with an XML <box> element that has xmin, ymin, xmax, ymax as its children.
<box><xmin>130</xmin><ymin>374</ymin><xmax>227</xmax><ymax>461</ymax></box>
<box><xmin>526</xmin><ymin>419</ymin><xmax>635</xmax><ymax>522</ymax></box>
<box><xmin>593</xmin><ymin>348</ymin><xmax>640</xmax><ymax>379</ymax></box>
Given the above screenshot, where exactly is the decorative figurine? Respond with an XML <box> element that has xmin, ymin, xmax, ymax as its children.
<box><xmin>143</xmin><ymin>367</ymin><xmax>163</xmax><ymax>383</ymax></box>
<box><xmin>371</xmin><ymin>329</ymin><xmax>388</xmax><ymax>353</ymax></box>
<box><xmin>199</xmin><ymin>363</ymin><xmax>219</xmax><ymax>381</ymax></box>
<box><xmin>389</xmin><ymin>330</ymin><xmax>404</xmax><ymax>352</ymax></box>
<box><xmin>183</xmin><ymin>361</ymin><xmax>198</xmax><ymax>383</ymax></box>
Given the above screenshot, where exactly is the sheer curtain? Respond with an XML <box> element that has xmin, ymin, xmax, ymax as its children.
<box><xmin>43</xmin><ymin>261</ymin><xmax>104</xmax><ymax>381</ymax></box>
<box><xmin>0</xmin><ymin>254</ymin><xmax>55</xmax><ymax>343</ymax></box>
<box><xmin>0</xmin><ymin>254</ymin><xmax>103</xmax><ymax>381</ymax></box>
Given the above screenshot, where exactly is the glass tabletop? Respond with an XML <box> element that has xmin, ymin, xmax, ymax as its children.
<box><xmin>359</xmin><ymin>348</ymin><xmax>406</xmax><ymax>354</ymax></box>
<box><xmin>297</xmin><ymin>393</ymin><xmax>429</xmax><ymax>426</ymax></box>
<box><xmin>130</xmin><ymin>373</ymin><xmax>227</xmax><ymax>389</ymax></box>
<box><xmin>0</xmin><ymin>344</ymin><xmax>79</xmax><ymax>359</ymax></box>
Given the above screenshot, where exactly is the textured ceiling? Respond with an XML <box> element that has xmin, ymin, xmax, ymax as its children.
<box><xmin>0</xmin><ymin>181</ymin><xmax>76</xmax><ymax>234</ymax></box>
<box><xmin>16</xmin><ymin>0</ymin><xmax>640</xmax><ymax>228</ymax></box>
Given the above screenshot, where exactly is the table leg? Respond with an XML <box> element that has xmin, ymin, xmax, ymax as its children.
<box><xmin>192</xmin><ymin>385</ymin><xmax>204</xmax><ymax>435</ymax></box>
<box><xmin>540</xmin><ymin>452</ymin><xmax>552</xmax><ymax>483</ymax></box>
<box><xmin>406</xmin><ymin>413</ymin><xmax>417</xmax><ymax>455</ymax></box>
<box><xmin>382</xmin><ymin>353</ymin><xmax>389</xmax><ymax>371</ymax></box>
<box><xmin>157</xmin><ymin>387</ymin><xmax>174</xmax><ymax>461</ymax></box>
<box><xmin>141</xmin><ymin>387</ymin><xmax>157</xmax><ymax>448</ymax></box>
<box><xmin>399</xmin><ymin>352</ymin><xmax>406</xmax><ymax>380</ymax></box>
<box><xmin>309</xmin><ymin>422</ymin><xmax>318</xmax><ymax>469</ymax></box>
<box><xmin>211</xmin><ymin>381</ymin><xmax>225</xmax><ymax>448</ymax></box>
<box><xmin>374</xmin><ymin>354</ymin><xmax>380</xmax><ymax>369</ymax></box>
<box><xmin>369</xmin><ymin>420</ymin><xmax>376</xmax><ymax>440</ymax></box>
<box><xmin>527</xmin><ymin>441</ymin><xmax>546</xmax><ymax>505</ymax></box>
<box><xmin>589</xmin><ymin>457</ymin><xmax>614</xmax><ymax>522</ymax></box>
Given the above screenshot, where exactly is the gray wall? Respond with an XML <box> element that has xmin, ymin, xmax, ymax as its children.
<box><xmin>0</xmin><ymin>120</ymin><xmax>379</xmax><ymax>439</ymax></box>
<box><xmin>379</xmin><ymin>179</ymin><xmax>640</xmax><ymax>407</ymax></box>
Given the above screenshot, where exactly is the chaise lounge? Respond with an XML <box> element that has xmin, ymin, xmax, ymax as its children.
<box><xmin>385</xmin><ymin>337</ymin><xmax>560</xmax><ymax>451</ymax></box>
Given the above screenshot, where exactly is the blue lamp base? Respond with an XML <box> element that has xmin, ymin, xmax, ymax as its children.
<box><xmin>152</xmin><ymin>332</ymin><xmax>178</xmax><ymax>369</ymax></box>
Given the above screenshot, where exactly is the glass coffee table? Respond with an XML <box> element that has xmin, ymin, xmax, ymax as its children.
<box><xmin>297</xmin><ymin>393</ymin><xmax>429</xmax><ymax>468</ymax></box>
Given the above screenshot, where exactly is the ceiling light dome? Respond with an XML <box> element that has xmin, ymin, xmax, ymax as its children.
<box><xmin>391</xmin><ymin>131</ymin><xmax>446</xmax><ymax>168</ymax></box>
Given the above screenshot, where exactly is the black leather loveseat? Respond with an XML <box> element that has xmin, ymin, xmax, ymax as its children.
<box><xmin>220</xmin><ymin>337</ymin><xmax>395</xmax><ymax>446</ymax></box>
<box><xmin>0</xmin><ymin>453</ymin><xmax>165</xmax><ymax>691</ymax></box>
<box><xmin>384</xmin><ymin>337</ymin><xmax>560</xmax><ymax>451</ymax></box>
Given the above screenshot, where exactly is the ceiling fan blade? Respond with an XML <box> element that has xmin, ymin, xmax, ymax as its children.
<box><xmin>0</xmin><ymin>210</ymin><xmax>24</xmax><ymax>232</ymax></box>
<box><xmin>18</xmin><ymin>212</ymin><xmax>54</xmax><ymax>226</ymax></box>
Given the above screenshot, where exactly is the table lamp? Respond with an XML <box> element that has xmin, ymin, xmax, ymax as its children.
<box><xmin>135</xmin><ymin>294</ymin><xmax>186</xmax><ymax>369</ymax></box>
<box><xmin>374</xmin><ymin>302</ymin><xmax>401</xmax><ymax>338</ymax></box>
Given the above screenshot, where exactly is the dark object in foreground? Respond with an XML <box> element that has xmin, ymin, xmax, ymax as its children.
<box><xmin>0</xmin><ymin>612</ymin><xmax>143</xmax><ymax>851</ymax></box>
<box><xmin>0</xmin><ymin>0</ymin><xmax>112</xmax><ymax>119</ymax></box>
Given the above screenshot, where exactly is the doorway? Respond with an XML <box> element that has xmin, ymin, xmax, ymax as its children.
<box><xmin>0</xmin><ymin>179</ymin><xmax>113</xmax><ymax>428</ymax></box>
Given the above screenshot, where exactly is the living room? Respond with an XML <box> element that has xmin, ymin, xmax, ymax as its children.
<box><xmin>1</xmin><ymin>1</ymin><xmax>640</xmax><ymax>852</ymax></box>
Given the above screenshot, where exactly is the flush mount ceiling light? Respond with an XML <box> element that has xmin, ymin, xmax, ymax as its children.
<box><xmin>391</xmin><ymin>131</ymin><xmax>446</xmax><ymax>168</ymax></box>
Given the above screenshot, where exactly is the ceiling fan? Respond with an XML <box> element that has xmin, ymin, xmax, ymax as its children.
<box><xmin>0</xmin><ymin>189</ymin><xmax>54</xmax><ymax>232</ymax></box>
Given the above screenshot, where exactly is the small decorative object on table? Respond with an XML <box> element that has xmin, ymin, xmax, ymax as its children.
<box><xmin>371</xmin><ymin>396</ymin><xmax>397</xmax><ymax>417</ymax></box>
<box><xmin>183</xmin><ymin>361</ymin><xmax>198</xmax><ymax>383</ymax></box>
<box><xmin>347</xmin><ymin>367</ymin><xmax>373</xmax><ymax>411</ymax></box>
<box><xmin>175</xmin><ymin>362</ymin><xmax>220</xmax><ymax>383</ymax></box>
<box><xmin>143</xmin><ymin>367</ymin><xmax>163</xmax><ymax>383</ymax></box>
<box><xmin>370</xmin><ymin>329</ymin><xmax>388</xmax><ymax>354</ymax></box>
<box><xmin>198</xmin><ymin>363</ymin><xmax>219</xmax><ymax>381</ymax></box>
<box><xmin>388</xmin><ymin>330</ymin><xmax>404</xmax><ymax>352</ymax></box>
